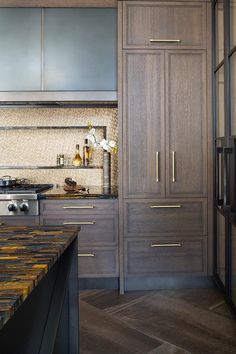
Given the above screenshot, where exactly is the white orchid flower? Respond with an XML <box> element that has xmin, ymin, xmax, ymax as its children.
<box><xmin>100</xmin><ymin>139</ymin><xmax>110</xmax><ymax>151</ymax></box>
<box><xmin>108</xmin><ymin>140</ymin><xmax>116</xmax><ymax>148</ymax></box>
<box><xmin>89</xmin><ymin>128</ymin><xmax>96</xmax><ymax>135</ymax></box>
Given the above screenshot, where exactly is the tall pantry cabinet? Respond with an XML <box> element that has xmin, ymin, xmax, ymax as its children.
<box><xmin>118</xmin><ymin>1</ymin><xmax>212</xmax><ymax>292</ymax></box>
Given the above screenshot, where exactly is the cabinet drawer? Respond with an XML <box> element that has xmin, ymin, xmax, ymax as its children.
<box><xmin>125</xmin><ymin>199</ymin><xmax>207</xmax><ymax>236</ymax></box>
<box><xmin>78</xmin><ymin>247</ymin><xmax>118</xmax><ymax>278</ymax></box>
<box><xmin>40</xmin><ymin>199</ymin><xmax>117</xmax><ymax>216</ymax></box>
<box><xmin>125</xmin><ymin>238</ymin><xmax>207</xmax><ymax>276</ymax></box>
<box><xmin>123</xmin><ymin>1</ymin><xmax>206</xmax><ymax>49</ymax></box>
<box><xmin>40</xmin><ymin>214</ymin><xmax>118</xmax><ymax>246</ymax></box>
<box><xmin>0</xmin><ymin>216</ymin><xmax>39</xmax><ymax>226</ymax></box>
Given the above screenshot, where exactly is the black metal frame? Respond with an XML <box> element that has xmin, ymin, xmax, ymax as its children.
<box><xmin>213</xmin><ymin>0</ymin><xmax>236</xmax><ymax>317</ymax></box>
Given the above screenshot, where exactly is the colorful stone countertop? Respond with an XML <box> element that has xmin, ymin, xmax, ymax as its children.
<box><xmin>41</xmin><ymin>185</ymin><xmax>118</xmax><ymax>199</ymax></box>
<box><xmin>0</xmin><ymin>225</ymin><xmax>79</xmax><ymax>330</ymax></box>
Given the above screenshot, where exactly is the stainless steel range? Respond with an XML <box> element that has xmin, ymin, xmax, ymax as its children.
<box><xmin>0</xmin><ymin>184</ymin><xmax>53</xmax><ymax>216</ymax></box>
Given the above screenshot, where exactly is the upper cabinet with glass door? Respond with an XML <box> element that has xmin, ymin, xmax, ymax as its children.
<box><xmin>0</xmin><ymin>8</ymin><xmax>117</xmax><ymax>94</ymax></box>
<box><xmin>43</xmin><ymin>8</ymin><xmax>117</xmax><ymax>91</ymax></box>
<box><xmin>215</xmin><ymin>0</ymin><xmax>224</xmax><ymax>65</ymax></box>
<box><xmin>0</xmin><ymin>9</ymin><xmax>41</xmax><ymax>91</ymax></box>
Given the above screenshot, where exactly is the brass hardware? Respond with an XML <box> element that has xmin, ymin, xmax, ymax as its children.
<box><xmin>172</xmin><ymin>151</ymin><xmax>176</xmax><ymax>182</ymax></box>
<box><xmin>63</xmin><ymin>206</ymin><xmax>95</xmax><ymax>209</ymax></box>
<box><xmin>156</xmin><ymin>151</ymin><xmax>160</xmax><ymax>182</ymax></box>
<box><xmin>63</xmin><ymin>221</ymin><xmax>95</xmax><ymax>225</ymax></box>
<box><xmin>0</xmin><ymin>222</ymin><xmax>5</xmax><ymax>226</ymax></box>
<box><xmin>150</xmin><ymin>39</ymin><xmax>181</xmax><ymax>43</ymax></box>
<box><xmin>151</xmin><ymin>243</ymin><xmax>182</xmax><ymax>248</ymax></box>
<box><xmin>78</xmin><ymin>253</ymin><xmax>95</xmax><ymax>257</ymax></box>
<box><xmin>150</xmin><ymin>205</ymin><xmax>182</xmax><ymax>209</ymax></box>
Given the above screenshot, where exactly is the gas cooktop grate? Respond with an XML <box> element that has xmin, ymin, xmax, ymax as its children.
<box><xmin>0</xmin><ymin>184</ymin><xmax>53</xmax><ymax>194</ymax></box>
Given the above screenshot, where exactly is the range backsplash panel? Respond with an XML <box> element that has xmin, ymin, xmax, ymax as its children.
<box><xmin>0</xmin><ymin>108</ymin><xmax>118</xmax><ymax>187</ymax></box>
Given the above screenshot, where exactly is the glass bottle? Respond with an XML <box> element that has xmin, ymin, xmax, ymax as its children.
<box><xmin>83</xmin><ymin>139</ymin><xmax>90</xmax><ymax>166</ymax></box>
<box><xmin>72</xmin><ymin>144</ymin><xmax>82</xmax><ymax>167</ymax></box>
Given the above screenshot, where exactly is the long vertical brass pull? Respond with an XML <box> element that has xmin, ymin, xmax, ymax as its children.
<box><xmin>172</xmin><ymin>151</ymin><xmax>176</xmax><ymax>183</ymax></box>
<box><xmin>156</xmin><ymin>152</ymin><xmax>159</xmax><ymax>182</ymax></box>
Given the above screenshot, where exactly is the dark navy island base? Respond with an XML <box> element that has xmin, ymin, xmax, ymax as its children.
<box><xmin>0</xmin><ymin>225</ymin><xmax>79</xmax><ymax>354</ymax></box>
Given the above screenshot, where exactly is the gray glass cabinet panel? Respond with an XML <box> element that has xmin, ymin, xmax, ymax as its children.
<box><xmin>43</xmin><ymin>9</ymin><xmax>117</xmax><ymax>91</ymax></box>
<box><xmin>0</xmin><ymin>9</ymin><xmax>41</xmax><ymax>91</ymax></box>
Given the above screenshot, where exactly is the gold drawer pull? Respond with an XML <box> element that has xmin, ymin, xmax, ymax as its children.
<box><xmin>172</xmin><ymin>151</ymin><xmax>176</xmax><ymax>183</ymax></box>
<box><xmin>150</xmin><ymin>205</ymin><xmax>182</xmax><ymax>209</ymax></box>
<box><xmin>150</xmin><ymin>39</ymin><xmax>181</xmax><ymax>43</ymax></box>
<box><xmin>63</xmin><ymin>221</ymin><xmax>95</xmax><ymax>225</ymax></box>
<box><xmin>151</xmin><ymin>243</ymin><xmax>182</xmax><ymax>248</ymax></box>
<box><xmin>78</xmin><ymin>253</ymin><xmax>95</xmax><ymax>257</ymax></box>
<box><xmin>156</xmin><ymin>151</ymin><xmax>160</xmax><ymax>182</ymax></box>
<box><xmin>63</xmin><ymin>206</ymin><xmax>95</xmax><ymax>209</ymax></box>
<box><xmin>0</xmin><ymin>222</ymin><xmax>5</xmax><ymax>226</ymax></box>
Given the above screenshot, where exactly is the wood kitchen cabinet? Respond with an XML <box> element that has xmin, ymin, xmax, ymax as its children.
<box><xmin>123</xmin><ymin>1</ymin><xmax>206</xmax><ymax>49</ymax></box>
<box><xmin>0</xmin><ymin>216</ymin><xmax>39</xmax><ymax>226</ymax></box>
<box><xmin>123</xmin><ymin>50</ymin><xmax>165</xmax><ymax>198</ymax></box>
<box><xmin>119</xmin><ymin>0</ymin><xmax>212</xmax><ymax>291</ymax></box>
<box><xmin>123</xmin><ymin>50</ymin><xmax>207</xmax><ymax>199</ymax></box>
<box><xmin>40</xmin><ymin>199</ymin><xmax>119</xmax><ymax>279</ymax></box>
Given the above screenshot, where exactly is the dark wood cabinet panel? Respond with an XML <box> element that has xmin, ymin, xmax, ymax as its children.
<box><xmin>123</xmin><ymin>1</ymin><xmax>206</xmax><ymax>49</ymax></box>
<box><xmin>124</xmin><ymin>199</ymin><xmax>207</xmax><ymax>237</ymax></box>
<box><xmin>125</xmin><ymin>237</ymin><xmax>207</xmax><ymax>276</ymax></box>
<box><xmin>78</xmin><ymin>247</ymin><xmax>118</xmax><ymax>278</ymax></box>
<box><xmin>40</xmin><ymin>198</ymin><xmax>118</xmax><ymax>279</ymax></box>
<box><xmin>165</xmin><ymin>50</ymin><xmax>207</xmax><ymax>197</ymax></box>
<box><xmin>40</xmin><ymin>199</ymin><xmax>117</xmax><ymax>215</ymax></box>
<box><xmin>40</xmin><ymin>214</ymin><xmax>118</xmax><ymax>246</ymax></box>
<box><xmin>123</xmin><ymin>50</ymin><xmax>165</xmax><ymax>198</ymax></box>
<box><xmin>0</xmin><ymin>216</ymin><xmax>39</xmax><ymax>226</ymax></box>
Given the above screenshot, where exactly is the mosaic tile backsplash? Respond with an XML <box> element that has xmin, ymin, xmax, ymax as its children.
<box><xmin>0</xmin><ymin>108</ymin><xmax>118</xmax><ymax>187</ymax></box>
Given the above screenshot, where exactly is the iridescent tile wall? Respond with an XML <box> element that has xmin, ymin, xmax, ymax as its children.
<box><xmin>0</xmin><ymin>107</ymin><xmax>118</xmax><ymax>187</ymax></box>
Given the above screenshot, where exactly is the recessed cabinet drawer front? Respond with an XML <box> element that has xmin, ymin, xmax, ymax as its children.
<box><xmin>40</xmin><ymin>215</ymin><xmax>118</xmax><ymax>246</ymax></box>
<box><xmin>123</xmin><ymin>2</ymin><xmax>206</xmax><ymax>49</ymax></box>
<box><xmin>40</xmin><ymin>199</ymin><xmax>117</xmax><ymax>215</ymax></box>
<box><xmin>125</xmin><ymin>200</ymin><xmax>207</xmax><ymax>236</ymax></box>
<box><xmin>0</xmin><ymin>216</ymin><xmax>39</xmax><ymax>226</ymax></box>
<box><xmin>125</xmin><ymin>238</ymin><xmax>207</xmax><ymax>276</ymax></box>
<box><xmin>78</xmin><ymin>247</ymin><xmax>118</xmax><ymax>278</ymax></box>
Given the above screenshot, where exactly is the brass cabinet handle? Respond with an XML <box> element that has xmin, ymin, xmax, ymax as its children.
<box><xmin>151</xmin><ymin>243</ymin><xmax>182</xmax><ymax>248</ymax></box>
<box><xmin>172</xmin><ymin>151</ymin><xmax>176</xmax><ymax>183</ymax></box>
<box><xmin>63</xmin><ymin>221</ymin><xmax>95</xmax><ymax>225</ymax></box>
<box><xmin>150</xmin><ymin>39</ymin><xmax>181</xmax><ymax>43</ymax></box>
<box><xmin>0</xmin><ymin>222</ymin><xmax>5</xmax><ymax>225</ymax></box>
<box><xmin>150</xmin><ymin>205</ymin><xmax>182</xmax><ymax>209</ymax></box>
<box><xmin>156</xmin><ymin>151</ymin><xmax>160</xmax><ymax>182</ymax></box>
<box><xmin>63</xmin><ymin>206</ymin><xmax>95</xmax><ymax>209</ymax></box>
<box><xmin>78</xmin><ymin>253</ymin><xmax>95</xmax><ymax>257</ymax></box>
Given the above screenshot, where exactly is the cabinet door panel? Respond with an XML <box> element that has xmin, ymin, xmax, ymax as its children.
<box><xmin>125</xmin><ymin>237</ymin><xmax>207</xmax><ymax>276</ymax></box>
<box><xmin>123</xmin><ymin>1</ymin><xmax>206</xmax><ymax>49</ymax></box>
<box><xmin>79</xmin><ymin>247</ymin><xmax>118</xmax><ymax>278</ymax></box>
<box><xmin>123</xmin><ymin>50</ymin><xmax>165</xmax><ymax>198</ymax></box>
<box><xmin>0</xmin><ymin>9</ymin><xmax>41</xmax><ymax>91</ymax></box>
<box><xmin>166</xmin><ymin>51</ymin><xmax>207</xmax><ymax>197</ymax></box>
<box><xmin>124</xmin><ymin>199</ymin><xmax>207</xmax><ymax>237</ymax></box>
<box><xmin>44</xmin><ymin>8</ymin><xmax>117</xmax><ymax>91</ymax></box>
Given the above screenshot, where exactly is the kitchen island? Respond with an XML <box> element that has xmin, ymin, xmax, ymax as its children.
<box><xmin>0</xmin><ymin>225</ymin><xmax>79</xmax><ymax>354</ymax></box>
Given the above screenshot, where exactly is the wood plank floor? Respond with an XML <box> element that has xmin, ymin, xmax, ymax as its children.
<box><xmin>80</xmin><ymin>288</ymin><xmax>236</xmax><ymax>354</ymax></box>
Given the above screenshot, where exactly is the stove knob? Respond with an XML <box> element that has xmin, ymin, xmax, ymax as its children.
<box><xmin>19</xmin><ymin>202</ymin><xmax>29</xmax><ymax>212</ymax></box>
<box><xmin>8</xmin><ymin>203</ymin><xmax>17</xmax><ymax>212</ymax></box>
